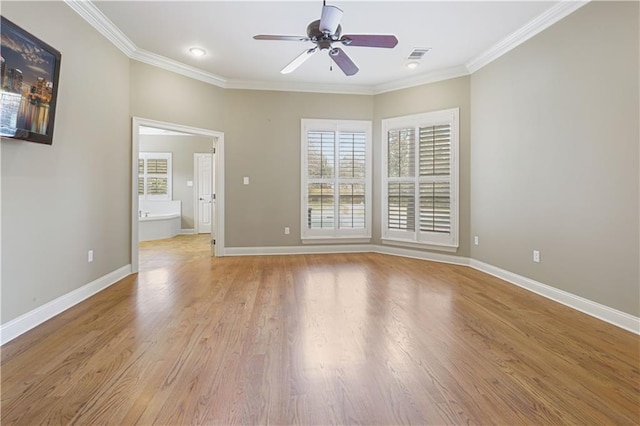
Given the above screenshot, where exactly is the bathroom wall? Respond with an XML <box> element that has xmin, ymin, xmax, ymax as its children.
<box><xmin>139</xmin><ymin>134</ymin><xmax>213</xmax><ymax>230</ymax></box>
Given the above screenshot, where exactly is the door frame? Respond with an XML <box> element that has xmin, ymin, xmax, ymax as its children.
<box><xmin>131</xmin><ymin>117</ymin><xmax>225</xmax><ymax>273</ymax></box>
<box><xmin>194</xmin><ymin>152</ymin><xmax>214</xmax><ymax>234</ymax></box>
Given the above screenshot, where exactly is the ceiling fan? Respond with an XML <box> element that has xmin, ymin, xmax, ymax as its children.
<box><xmin>253</xmin><ymin>1</ymin><xmax>398</xmax><ymax>76</ymax></box>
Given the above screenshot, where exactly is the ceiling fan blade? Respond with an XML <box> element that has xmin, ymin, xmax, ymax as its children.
<box><xmin>340</xmin><ymin>34</ymin><xmax>399</xmax><ymax>48</ymax></box>
<box><xmin>253</xmin><ymin>35</ymin><xmax>310</xmax><ymax>42</ymax></box>
<box><xmin>319</xmin><ymin>4</ymin><xmax>343</xmax><ymax>34</ymax></box>
<box><xmin>281</xmin><ymin>48</ymin><xmax>318</xmax><ymax>74</ymax></box>
<box><xmin>329</xmin><ymin>48</ymin><xmax>358</xmax><ymax>76</ymax></box>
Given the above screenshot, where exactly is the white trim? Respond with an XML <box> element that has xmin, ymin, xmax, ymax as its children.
<box><xmin>132</xmin><ymin>117</ymin><xmax>225</xmax><ymax>273</ymax></box>
<box><xmin>302</xmin><ymin>237</ymin><xmax>371</xmax><ymax>245</ymax></box>
<box><xmin>64</xmin><ymin>0</ymin><xmax>136</xmax><ymax>57</ymax></box>
<box><xmin>0</xmin><ymin>265</ymin><xmax>132</xmax><ymax>345</ymax></box>
<box><xmin>131</xmin><ymin>48</ymin><xmax>227</xmax><ymax>88</ymax></box>
<box><xmin>381</xmin><ymin>238</ymin><xmax>458</xmax><ymax>253</ymax></box>
<box><xmin>372</xmin><ymin>244</ymin><xmax>468</xmax><ymax>266</ymax></box>
<box><xmin>179</xmin><ymin>229</ymin><xmax>197</xmax><ymax>235</ymax></box>
<box><xmin>469</xmin><ymin>259</ymin><xmax>640</xmax><ymax>335</ymax></box>
<box><xmin>465</xmin><ymin>1</ymin><xmax>590</xmax><ymax>73</ymax></box>
<box><xmin>225</xmin><ymin>244</ymin><xmax>467</xmax><ymax>265</ymax></box>
<box><xmin>373</xmin><ymin>65</ymin><xmax>469</xmax><ymax>95</ymax></box>
<box><xmin>225</xmin><ymin>79</ymin><xmax>374</xmax><ymax>96</ymax></box>
<box><xmin>224</xmin><ymin>244</ymin><xmax>371</xmax><ymax>256</ymax></box>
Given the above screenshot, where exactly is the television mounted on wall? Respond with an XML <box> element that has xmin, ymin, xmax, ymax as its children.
<box><xmin>0</xmin><ymin>16</ymin><xmax>61</xmax><ymax>145</ymax></box>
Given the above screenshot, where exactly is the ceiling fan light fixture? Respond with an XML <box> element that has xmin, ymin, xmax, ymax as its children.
<box><xmin>189</xmin><ymin>47</ymin><xmax>206</xmax><ymax>57</ymax></box>
<box><xmin>319</xmin><ymin>5</ymin><xmax>343</xmax><ymax>34</ymax></box>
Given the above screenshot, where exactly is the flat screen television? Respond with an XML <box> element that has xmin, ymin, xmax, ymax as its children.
<box><xmin>0</xmin><ymin>16</ymin><xmax>61</xmax><ymax>145</ymax></box>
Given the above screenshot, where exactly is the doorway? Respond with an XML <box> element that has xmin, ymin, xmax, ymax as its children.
<box><xmin>131</xmin><ymin>117</ymin><xmax>225</xmax><ymax>273</ymax></box>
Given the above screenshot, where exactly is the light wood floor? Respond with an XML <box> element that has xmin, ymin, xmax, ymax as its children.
<box><xmin>2</xmin><ymin>238</ymin><xmax>639</xmax><ymax>424</ymax></box>
<box><xmin>138</xmin><ymin>233</ymin><xmax>211</xmax><ymax>271</ymax></box>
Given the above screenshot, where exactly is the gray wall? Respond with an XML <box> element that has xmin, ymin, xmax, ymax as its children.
<box><xmin>139</xmin><ymin>135</ymin><xmax>213</xmax><ymax>230</ymax></box>
<box><xmin>224</xmin><ymin>89</ymin><xmax>373</xmax><ymax>247</ymax></box>
<box><xmin>373</xmin><ymin>77</ymin><xmax>471</xmax><ymax>257</ymax></box>
<box><xmin>1</xmin><ymin>2</ymin><xmax>131</xmax><ymax>322</ymax></box>
<box><xmin>130</xmin><ymin>61</ymin><xmax>226</xmax><ymax>132</ymax></box>
<box><xmin>470</xmin><ymin>1</ymin><xmax>639</xmax><ymax>316</ymax></box>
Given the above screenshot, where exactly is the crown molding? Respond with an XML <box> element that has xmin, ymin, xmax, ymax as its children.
<box><xmin>64</xmin><ymin>0</ymin><xmax>136</xmax><ymax>57</ymax></box>
<box><xmin>465</xmin><ymin>0</ymin><xmax>590</xmax><ymax>74</ymax></box>
<box><xmin>132</xmin><ymin>49</ymin><xmax>227</xmax><ymax>88</ymax></box>
<box><xmin>373</xmin><ymin>65</ymin><xmax>470</xmax><ymax>95</ymax></box>
<box><xmin>67</xmin><ymin>0</ymin><xmax>587</xmax><ymax>95</ymax></box>
<box><xmin>225</xmin><ymin>78</ymin><xmax>375</xmax><ymax>95</ymax></box>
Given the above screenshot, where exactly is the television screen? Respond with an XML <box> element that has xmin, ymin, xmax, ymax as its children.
<box><xmin>1</xmin><ymin>16</ymin><xmax>61</xmax><ymax>145</ymax></box>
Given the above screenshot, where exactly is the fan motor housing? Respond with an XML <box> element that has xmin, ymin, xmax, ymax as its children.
<box><xmin>307</xmin><ymin>20</ymin><xmax>341</xmax><ymax>50</ymax></box>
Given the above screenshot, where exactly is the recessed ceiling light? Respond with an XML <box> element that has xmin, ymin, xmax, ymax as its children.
<box><xmin>406</xmin><ymin>61</ymin><xmax>419</xmax><ymax>70</ymax></box>
<box><xmin>189</xmin><ymin>47</ymin><xmax>206</xmax><ymax>57</ymax></box>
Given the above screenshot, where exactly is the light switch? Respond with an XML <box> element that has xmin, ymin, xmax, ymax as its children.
<box><xmin>187</xmin><ymin>180</ymin><xmax>193</xmax><ymax>187</ymax></box>
<box><xmin>243</xmin><ymin>177</ymin><xmax>249</xmax><ymax>185</ymax></box>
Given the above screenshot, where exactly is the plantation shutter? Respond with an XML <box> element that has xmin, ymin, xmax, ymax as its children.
<box><xmin>338</xmin><ymin>132</ymin><xmax>366</xmax><ymax>229</ymax></box>
<box><xmin>139</xmin><ymin>153</ymin><xmax>172</xmax><ymax>200</ymax></box>
<box><xmin>419</xmin><ymin>124</ymin><xmax>451</xmax><ymax>234</ymax></box>
<box><xmin>307</xmin><ymin>131</ymin><xmax>335</xmax><ymax>229</ymax></box>
<box><xmin>382</xmin><ymin>108</ymin><xmax>458</xmax><ymax>248</ymax></box>
<box><xmin>138</xmin><ymin>159</ymin><xmax>145</xmax><ymax>195</ymax></box>
<box><xmin>301</xmin><ymin>119</ymin><xmax>372</xmax><ymax>241</ymax></box>
<box><xmin>387</xmin><ymin>128</ymin><xmax>415</xmax><ymax>231</ymax></box>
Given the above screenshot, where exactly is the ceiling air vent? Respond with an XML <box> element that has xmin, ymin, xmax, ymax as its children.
<box><xmin>407</xmin><ymin>48</ymin><xmax>431</xmax><ymax>60</ymax></box>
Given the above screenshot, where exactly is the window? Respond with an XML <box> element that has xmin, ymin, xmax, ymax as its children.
<box><xmin>301</xmin><ymin>119</ymin><xmax>372</xmax><ymax>242</ymax></box>
<box><xmin>139</xmin><ymin>152</ymin><xmax>172</xmax><ymax>200</ymax></box>
<box><xmin>382</xmin><ymin>108</ymin><xmax>459</xmax><ymax>250</ymax></box>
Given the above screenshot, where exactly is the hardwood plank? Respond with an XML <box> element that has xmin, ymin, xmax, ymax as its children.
<box><xmin>2</xmin><ymin>237</ymin><xmax>638</xmax><ymax>425</ymax></box>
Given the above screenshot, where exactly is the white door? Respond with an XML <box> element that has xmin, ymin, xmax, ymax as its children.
<box><xmin>195</xmin><ymin>153</ymin><xmax>213</xmax><ymax>234</ymax></box>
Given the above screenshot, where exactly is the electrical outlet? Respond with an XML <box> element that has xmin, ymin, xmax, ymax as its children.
<box><xmin>243</xmin><ymin>176</ymin><xmax>249</xmax><ymax>185</ymax></box>
<box><xmin>474</xmin><ymin>236</ymin><xmax>479</xmax><ymax>246</ymax></box>
<box><xmin>533</xmin><ymin>250</ymin><xmax>540</xmax><ymax>263</ymax></box>
<box><xmin>88</xmin><ymin>250</ymin><xmax>94</xmax><ymax>262</ymax></box>
<box><xmin>284</xmin><ymin>227</ymin><xmax>290</xmax><ymax>235</ymax></box>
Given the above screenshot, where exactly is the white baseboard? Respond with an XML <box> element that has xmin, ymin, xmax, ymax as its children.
<box><xmin>224</xmin><ymin>244</ymin><xmax>372</xmax><ymax>256</ymax></box>
<box><xmin>469</xmin><ymin>259</ymin><xmax>640</xmax><ymax>335</ymax></box>
<box><xmin>372</xmin><ymin>244</ymin><xmax>469</xmax><ymax>266</ymax></box>
<box><xmin>223</xmin><ymin>244</ymin><xmax>469</xmax><ymax>266</ymax></box>
<box><xmin>0</xmin><ymin>265</ymin><xmax>132</xmax><ymax>345</ymax></box>
<box><xmin>179</xmin><ymin>229</ymin><xmax>196</xmax><ymax>235</ymax></box>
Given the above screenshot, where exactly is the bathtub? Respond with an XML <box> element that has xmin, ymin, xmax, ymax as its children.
<box><xmin>139</xmin><ymin>200</ymin><xmax>181</xmax><ymax>242</ymax></box>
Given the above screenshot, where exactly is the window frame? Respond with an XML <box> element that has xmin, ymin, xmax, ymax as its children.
<box><xmin>301</xmin><ymin>118</ymin><xmax>372</xmax><ymax>243</ymax></box>
<box><xmin>138</xmin><ymin>152</ymin><xmax>173</xmax><ymax>201</ymax></box>
<box><xmin>381</xmin><ymin>108</ymin><xmax>459</xmax><ymax>251</ymax></box>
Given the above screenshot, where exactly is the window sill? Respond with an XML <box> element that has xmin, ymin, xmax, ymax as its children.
<box><xmin>381</xmin><ymin>238</ymin><xmax>458</xmax><ymax>253</ymax></box>
<box><xmin>302</xmin><ymin>237</ymin><xmax>372</xmax><ymax>245</ymax></box>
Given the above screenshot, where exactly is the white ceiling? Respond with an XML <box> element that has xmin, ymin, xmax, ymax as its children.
<box><xmin>81</xmin><ymin>1</ymin><xmax>583</xmax><ymax>93</ymax></box>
